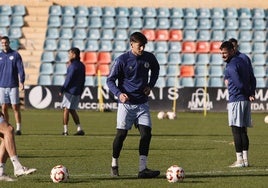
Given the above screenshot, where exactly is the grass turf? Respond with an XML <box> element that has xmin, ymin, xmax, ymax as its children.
<box><xmin>1</xmin><ymin>110</ymin><xmax>268</xmax><ymax>187</ymax></box>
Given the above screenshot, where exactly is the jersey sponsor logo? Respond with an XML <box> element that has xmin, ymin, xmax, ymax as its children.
<box><xmin>9</xmin><ymin>56</ymin><xmax>14</xmax><ymax>60</ymax></box>
<box><xmin>144</xmin><ymin>62</ymin><xmax>150</xmax><ymax>68</ymax></box>
<box><xmin>28</xmin><ymin>86</ymin><xmax>52</xmax><ymax>109</ymax></box>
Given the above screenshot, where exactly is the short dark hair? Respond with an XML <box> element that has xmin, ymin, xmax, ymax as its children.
<box><xmin>130</xmin><ymin>32</ymin><xmax>147</xmax><ymax>45</ymax></box>
<box><xmin>0</xmin><ymin>36</ymin><xmax>10</xmax><ymax>42</ymax></box>
<box><xmin>220</xmin><ymin>41</ymin><xmax>234</xmax><ymax>51</ymax></box>
<box><xmin>69</xmin><ymin>47</ymin><xmax>80</xmax><ymax>59</ymax></box>
<box><xmin>228</xmin><ymin>38</ymin><xmax>238</xmax><ymax>44</ymax></box>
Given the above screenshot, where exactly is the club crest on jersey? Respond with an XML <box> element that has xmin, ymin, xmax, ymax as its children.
<box><xmin>129</xmin><ymin>66</ymin><xmax>133</xmax><ymax>70</ymax></box>
<box><xmin>9</xmin><ymin>56</ymin><xmax>14</xmax><ymax>60</ymax></box>
<box><xmin>144</xmin><ymin>62</ymin><xmax>150</xmax><ymax>68</ymax></box>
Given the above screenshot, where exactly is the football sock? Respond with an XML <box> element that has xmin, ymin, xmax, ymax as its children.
<box><xmin>242</xmin><ymin>150</ymin><xmax>248</xmax><ymax>161</ymax></box>
<box><xmin>139</xmin><ymin>155</ymin><xmax>147</xmax><ymax>171</ymax></box>
<box><xmin>76</xmin><ymin>124</ymin><xmax>82</xmax><ymax>131</ymax></box>
<box><xmin>0</xmin><ymin>163</ymin><xmax>5</xmax><ymax>176</ymax></box>
<box><xmin>111</xmin><ymin>157</ymin><xmax>118</xmax><ymax>167</ymax></box>
<box><xmin>63</xmin><ymin>125</ymin><xmax>68</xmax><ymax>133</ymax></box>
<box><xmin>16</xmin><ymin>123</ymin><xmax>21</xmax><ymax>131</ymax></box>
<box><xmin>10</xmin><ymin>156</ymin><xmax>23</xmax><ymax>170</ymax></box>
<box><xmin>236</xmin><ymin>152</ymin><xmax>243</xmax><ymax>161</ymax></box>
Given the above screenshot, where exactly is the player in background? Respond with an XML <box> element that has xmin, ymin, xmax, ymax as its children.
<box><xmin>0</xmin><ymin>112</ymin><xmax>36</xmax><ymax>181</ymax></box>
<box><xmin>107</xmin><ymin>32</ymin><xmax>160</xmax><ymax>178</ymax></box>
<box><xmin>0</xmin><ymin>36</ymin><xmax>25</xmax><ymax>135</ymax></box>
<box><xmin>220</xmin><ymin>41</ymin><xmax>256</xmax><ymax>168</ymax></box>
<box><xmin>59</xmin><ymin>48</ymin><xmax>85</xmax><ymax>136</ymax></box>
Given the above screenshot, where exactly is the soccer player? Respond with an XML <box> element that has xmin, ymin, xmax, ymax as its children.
<box><xmin>0</xmin><ymin>112</ymin><xmax>36</xmax><ymax>181</ymax></box>
<box><xmin>220</xmin><ymin>41</ymin><xmax>256</xmax><ymax>168</ymax></box>
<box><xmin>0</xmin><ymin>36</ymin><xmax>25</xmax><ymax>135</ymax></box>
<box><xmin>107</xmin><ymin>32</ymin><xmax>160</xmax><ymax>178</ymax></box>
<box><xmin>59</xmin><ymin>48</ymin><xmax>85</xmax><ymax>136</ymax></box>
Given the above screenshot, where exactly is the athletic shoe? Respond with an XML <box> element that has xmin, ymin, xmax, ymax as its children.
<box><xmin>14</xmin><ymin>166</ymin><xmax>37</xmax><ymax>177</ymax></box>
<box><xmin>244</xmin><ymin>159</ymin><xmax>249</xmax><ymax>167</ymax></box>
<box><xmin>15</xmin><ymin>130</ymin><xmax>22</xmax><ymax>135</ymax></box>
<box><xmin>138</xmin><ymin>168</ymin><xmax>160</xmax><ymax>178</ymax></box>
<box><xmin>229</xmin><ymin>160</ymin><xmax>245</xmax><ymax>168</ymax></box>
<box><xmin>0</xmin><ymin>174</ymin><xmax>16</xmax><ymax>181</ymax></box>
<box><xmin>62</xmin><ymin>132</ymin><xmax>68</xmax><ymax>136</ymax></box>
<box><xmin>74</xmin><ymin>130</ymin><xmax>85</xmax><ymax>136</ymax></box>
<box><xmin>111</xmin><ymin>166</ymin><xmax>119</xmax><ymax>177</ymax></box>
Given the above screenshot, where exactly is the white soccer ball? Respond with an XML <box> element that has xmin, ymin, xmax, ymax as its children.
<box><xmin>264</xmin><ymin>115</ymin><xmax>268</xmax><ymax>124</ymax></box>
<box><xmin>166</xmin><ymin>165</ymin><xmax>185</xmax><ymax>183</ymax></box>
<box><xmin>50</xmin><ymin>165</ymin><xmax>69</xmax><ymax>183</ymax></box>
<box><xmin>166</xmin><ymin>111</ymin><xmax>176</xmax><ymax>120</ymax></box>
<box><xmin>157</xmin><ymin>111</ymin><xmax>166</xmax><ymax>119</ymax></box>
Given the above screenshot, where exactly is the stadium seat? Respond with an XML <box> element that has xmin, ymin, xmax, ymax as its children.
<box><xmin>211</xmin><ymin>18</ymin><xmax>224</xmax><ymax>29</ymax></box>
<box><xmin>0</xmin><ymin>15</ymin><xmax>10</xmax><ymax>27</ymax></box>
<box><xmin>168</xmin><ymin>41</ymin><xmax>182</xmax><ymax>52</ymax></box>
<box><xmin>100</xmin><ymin>30</ymin><xmax>113</xmax><ymax>41</ymax></box>
<box><xmin>143</xmin><ymin>18</ymin><xmax>156</xmax><ymax>29</ymax></box>
<box><xmin>256</xmin><ymin>77</ymin><xmax>266</xmax><ymax>88</ymax></box>
<box><xmin>157</xmin><ymin>18</ymin><xmax>170</xmax><ymax>29</ymax></box>
<box><xmin>167</xmin><ymin>64</ymin><xmax>180</xmax><ymax>76</ymax></box>
<box><xmin>102</xmin><ymin>6</ymin><xmax>116</xmax><ymax>17</ymax></box>
<box><xmin>209</xmin><ymin>77</ymin><xmax>223</xmax><ymax>87</ymax></box>
<box><xmin>88</xmin><ymin>6</ymin><xmax>102</xmax><ymax>17</ymax></box>
<box><xmin>184</xmin><ymin>18</ymin><xmax>197</xmax><ymax>29</ymax></box>
<box><xmin>252</xmin><ymin>18</ymin><xmax>266</xmax><ymax>30</ymax></box>
<box><xmin>10</xmin><ymin>16</ymin><xmax>24</xmax><ymax>27</ymax></box>
<box><xmin>73</xmin><ymin>28</ymin><xmax>87</xmax><ymax>40</ymax></box>
<box><xmin>239</xmin><ymin>42</ymin><xmax>252</xmax><ymax>54</ymax></box>
<box><xmin>83</xmin><ymin>52</ymin><xmax>97</xmax><ymax>64</ymax></box>
<box><xmin>155</xmin><ymin>76</ymin><xmax>166</xmax><ymax>88</ymax></box>
<box><xmin>142</xmin><ymin>29</ymin><xmax>155</xmax><ymax>41</ymax></box>
<box><xmin>95</xmin><ymin>76</ymin><xmax>108</xmax><ymax>87</ymax></box>
<box><xmin>253</xmin><ymin>66</ymin><xmax>266</xmax><ymax>77</ymax></box>
<box><xmin>197</xmin><ymin>8</ymin><xmax>211</xmax><ymax>18</ymax></box>
<box><xmin>38</xmin><ymin>75</ymin><xmax>52</xmax><ymax>85</ymax></box>
<box><xmin>166</xmin><ymin>77</ymin><xmax>180</xmax><ymax>88</ymax></box>
<box><xmin>9</xmin><ymin>39</ymin><xmax>19</xmax><ymax>50</ymax></box>
<box><xmin>113</xmin><ymin>40</ymin><xmax>127</xmax><ymax>52</ymax></box>
<box><xmin>238</xmin><ymin>8</ymin><xmax>252</xmax><ymax>18</ymax></box>
<box><xmin>197</xmin><ymin>18</ymin><xmax>211</xmax><ymax>30</ymax></box>
<box><xmin>155</xmin><ymin>30</ymin><xmax>169</xmax><ymax>41</ymax></box>
<box><xmin>116</xmin><ymin>17</ymin><xmax>129</xmax><ymax>29</ymax></box>
<box><xmin>225</xmin><ymin>30</ymin><xmax>238</xmax><ymax>40</ymax></box>
<box><xmin>52</xmin><ymin>75</ymin><xmax>65</xmax><ymax>86</ymax></box>
<box><xmin>85</xmin><ymin>76</ymin><xmax>95</xmax><ymax>86</ymax></box>
<box><xmin>54</xmin><ymin>63</ymin><xmax>67</xmax><ymax>75</ymax></box>
<box><xmin>155</xmin><ymin>53</ymin><xmax>168</xmax><ymax>65</ymax></box>
<box><xmin>252</xmin><ymin>30</ymin><xmax>266</xmax><ymax>42</ymax></box>
<box><xmin>196</xmin><ymin>41</ymin><xmax>210</xmax><ymax>53</ymax></box>
<box><xmin>180</xmin><ymin>77</ymin><xmax>195</xmax><ymax>87</ymax></box>
<box><xmin>8</xmin><ymin>27</ymin><xmax>22</xmax><ymax>39</ymax></box>
<box><xmin>209</xmin><ymin>66</ymin><xmax>224</xmax><ymax>77</ymax></box>
<box><xmin>252</xmin><ymin>54</ymin><xmax>266</xmax><ymax>66</ymax></box>
<box><xmin>252</xmin><ymin>42</ymin><xmax>266</xmax><ymax>53</ymax></box>
<box><xmin>99</xmin><ymin>40</ymin><xmax>113</xmax><ymax>51</ymax></box>
<box><xmin>225</xmin><ymin>8</ymin><xmax>238</xmax><ymax>18</ymax></box>
<box><xmin>102</xmin><ymin>17</ymin><xmax>115</xmax><ymax>28</ymax></box>
<box><xmin>129</xmin><ymin>17</ymin><xmax>143</xmax><ymax>29</ymax></box>
<box><xmin>169</xmin><ymin>30</ymin><xmax>183</xmax><ymax>41</ymax></box>
<box><xmin>239</xmin><ymin>18</ymin><xmax>252</xmax><ymax>30</ymax></box>
<box><xmin>98</xmin><ymin>52</ymin><xmax>112</xmax><ymax>64</ymax></box>
<box><xmin>97</xmin><ymin>64</ymin><xmax>110</xmax><ymax>76</ymax></box>
<box><xmin>88</xmin><ymin>29</ymin><xmax>101</xmax><ymax>40</ymax></box>
<box><xmin>183</xmin><ymin>8</ymin><xmax>197</xmax><ymax>18</ymax></box>
<box><xmin>210</xmin><ymin>41</ymin><xmax>222</xmax><ymax>53</ymax></box>
<box><xmin>195</xmin><ymin>77</ymin><xmax>208</xmax><ymax>87</ymax></box>
<box><xmin>197</xmin><ymin>30</ymin><xmax>211</xmax><ymax>41</ymax></box>
<box><xmin>210</xmin><ymin>54</ymin><xmax>224</xmax><ymax>65</ymax></box>
<box><xmin>75</xmin><ymin>16</ymin><xmax>88</xmax><ymax>28</ymax></box>
<box><xmin>43</xmin><ymin>39</ymin><xmax>57</xmax><ymax>51</ymax></box>
<box><xmin>112</xmin><ymin>52</ymin><xmax>122</xmax><ymax>61</ymax></box>
<box><xmin>211</xmin><ymin>8</ymin><xmax>224</xmax><ymax>18</ymax></box>
<box><xmin>159</xmin><ymin>65</ymin><xmax>167</xmax><ymax>76</ymax></box>
<box><xmin>41</xmin><ymin>51</ymin><xmax>55</xmax><ymax>63</ymax></box>
<box><xmin>170</xmin><ymin>7</ymin><xmax>183</xmax><ymax>18</ymax></box>
<box><xmin>196</xmin><ymin>54</ymin><xmax>210</xmax><ymax>65</ymax></box>
<box><xmin>88</xmin><ymin>17</ymin><xmax>102</xmax><ymax>28</ymax></box>
<box><xmin>0</xmin><ymin>27</ymin><xmax>8</xmax><ymax>36</ymax></box>
<box><xmin>12</xmin><ymin>5</ymin><xmax>26</xmax><ymax>16</ymax></box>
<box><xmin>71</xmin><ymin>40</ymin><xmax>85</xmax><ymax>51</ymax></box>
<box><xmin>55</xmin><ymin>51</ymin><xmax>69</xmax><ymax>63</ymax></box>
<box><xmin>183</xmin><ymin>30</ymin><xmax>197</xmax><ymax>41</ymax></box>
<box><xmin>252</xmin><ymin>8</ymin><xmax>265</xmax><ymax>18</ymax></box>
<box><xmin>145</xmin><ymin>41</ymin><xmax>155</xmax><ymax>52</ymax></box>
<box><xmin>114</xmin><ymin>29</ymin><xmax>128</xmax><ymax>40</ymax></box>
<box><xmin>116</xmin><ymin>7</ymin><xmax>129</xmax><ymax>17</ymax></box>
<box><xmin>181</xmin><ymin>53</ymin><xmax>195</xmax><ymax>65</ymax></box>
<box><xmin>62</xmin><ymin>6</ymin><xmax>75</xmax><ymax>16</ymax></box>
<box><xmin>167</xmin><ymin>52</ymin><xmax>182</xmax><ymax>65</ymax></box>
<box><xmin>46</xmin><ymin>28</ymin><xmax>59</xmax><ymax>39</ymax></box>
<box><xmin>59</xmin><ymin>28</ymin><xmax>73</xmax><ymax>39</ymax></box>
<box><xmin>49</xmin><ymin>5</ymin><xmax>62</xmax><ymax>16</ymax></box>
<box><xmin>85</xmin><ymin>64</ymin><xmax>96</xmax><ymax>75</ymax></box>
<box><xmin>0</xmin><ymin>5</ymin><xmax>12</xmax><ymax>16</ymax></box>
<box><xmin>143</xmin><ymin>7</ymin><xmax>157</xmax><ymax>17</ymax></box>
<box><xmin>225</xmin><ymin>18</ymin><xmax>238</xmax><ymax>30</ymax></box>
<box><xmin>85</xmin><ymin>40</ymin><xmax>99</xmax><ymax>51</ymax></box>
<box><xmin>129</xmin><ymin>7</ymin><xmax>143</xmax><ymax>17</ymax></box>
<box><xmin>155</xmin><ymin>41</ymin><xmax>168</xmax><ymax>52</ymax></box>
<box><xmin>180</xmin><ymin>65</ymin><xmax>194</xmax><ymax>77</ymax></box>
<box><xmin>182</xmin><ymin>42</ymin><xmax>196</xmax><ymax>53</ymax></box>
<box><xmin>39</xmin><ymin>63</ymin><xmax>53</xmax><ymax>75</ymax></box>
<box><xmin>170</xmin><ymin>18</ymin><xmax>183</xmax><ymax>29</ymax></box>
<box><xmin>157</xmin><ymin>7</ymin><xmax>170</xmax><ymax>18</ymax></box>
<box><xmin>57</xmin><ymin>39</ymin><xmax>71</xmax><ymax>51</ymax></box>
<box><xmin>61</xmin><ymin>16</ymin><xmax>74</xmax><ymax>28</ymax></box>
<box><xmin>195</xmin><ymin>65</ymin><xmax>208</xmax><ymax>77</ymax></box>
<box><xmin>238</xmin><ymin>30</ymin><xmax>252</xmax><ymax>42</ymax></box>
<box><xmin>76</xmin><ymin>6</ymin><xmax>89</xmax><ymax>17</ymax></box>
<box><xmin>47</xmin><ymin>15</ymin><xmax>61</xmax><ymax>27</ymax></box>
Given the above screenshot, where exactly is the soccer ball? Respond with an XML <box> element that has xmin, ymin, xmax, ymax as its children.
<box><xmin>166</xmin><ymin>165</ymin><xmax>185</xmax><ymax>183</ymax></box>
<box><xmin>264</xmin><ymin>115</ymin><xmax>268</xmax><ymax>124</ymax></box>
<box><xmin>166</xmin><ymin>111</ymin><xmax>176</xmax><ymax>120</ymax></box>
<box><xmin>50</xmin><ymin>165</ymin><xmax>69</xmax><ymax>183</ymax></box>
<box><xmin>157</xmin><ymin>111</ymin><xmax>166</xmax><ymax>119</ymax></box>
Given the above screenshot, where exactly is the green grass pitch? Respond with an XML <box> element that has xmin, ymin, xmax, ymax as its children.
<box><xmin>2</xmin><ymin>109</ymin><xmax>268</xmax><ymax>188</ymax></box>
